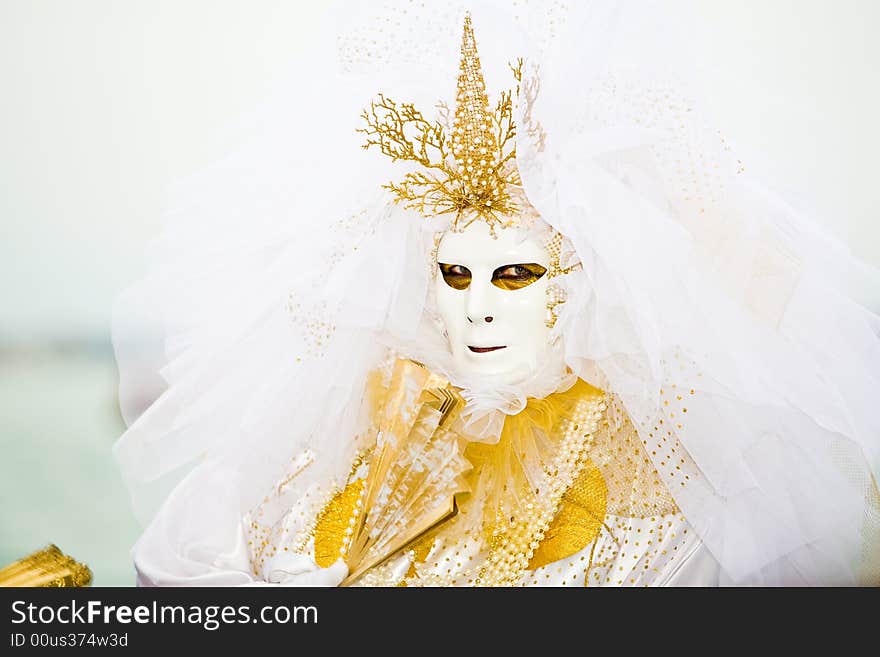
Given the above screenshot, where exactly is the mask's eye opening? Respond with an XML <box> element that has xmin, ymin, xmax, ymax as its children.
<box><xmin>439</xmin><ymin>263</ymin><xmax>472</xmax><ymax>290</ymax></box>
<box><xmin>491</xmin><ymin>263</ymin><xmax>548</xmax><ymax>290</ymax></box>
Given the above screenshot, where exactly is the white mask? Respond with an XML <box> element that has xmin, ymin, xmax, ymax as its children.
<box><xmin>435</xmin><ymin>221</ymin><xmax>551</xmax><ymax>385</ymax></box>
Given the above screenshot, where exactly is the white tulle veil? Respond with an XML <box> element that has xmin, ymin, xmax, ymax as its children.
<box><xmin>113</xmin><ymin>0</ymin><xmax>880</xmax><ymax>585</ymax></box>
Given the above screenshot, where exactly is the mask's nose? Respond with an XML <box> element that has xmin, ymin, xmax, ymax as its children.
<box><xmin>465</xmin><ymin>283</ymin><xmax>495</xmax><ymax>325</ymax></box>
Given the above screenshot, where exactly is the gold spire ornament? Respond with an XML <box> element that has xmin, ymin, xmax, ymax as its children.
<box><xmin>359</xmin><ymin>14</ymin><xmax>523</xmax><ymax>232</ymax></box>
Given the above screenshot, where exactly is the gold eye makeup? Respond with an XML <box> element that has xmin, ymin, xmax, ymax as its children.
<box><xmin>490</xmin><ymin>263</ymin><xmax>547</xmax><ymax>290</ymax></box>
<box><xmin>439</xmin><ymin>263</ymin><xmax>472</xmax><ymax>290</ymax></box>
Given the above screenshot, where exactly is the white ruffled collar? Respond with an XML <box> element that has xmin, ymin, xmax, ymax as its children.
<box><xmin>441</xmin><ymin>343</ymin><xmax>577</xmax><ymax>444</ymax></box>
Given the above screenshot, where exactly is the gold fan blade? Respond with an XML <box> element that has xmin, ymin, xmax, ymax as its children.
<box><xmin>341</xmin><ymin>495</ymin><xmax>459</xmax><ymax>586</ymax></box>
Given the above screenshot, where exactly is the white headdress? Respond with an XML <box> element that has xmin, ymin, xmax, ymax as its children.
<box><xmin>114</xmin><ymin>0</ymin><xmax>880</xmax><ymax>585</ymax></box>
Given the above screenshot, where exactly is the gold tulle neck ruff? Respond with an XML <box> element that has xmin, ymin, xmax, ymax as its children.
<box><xmin>464</xmin><ymin>381</ymin><xmax>602</xmax><ymax>516</ymax></box>
<box><xmin>452</xmin><ymin>378</ymin><xmax>609</xmax><ymax>584</ymax></box>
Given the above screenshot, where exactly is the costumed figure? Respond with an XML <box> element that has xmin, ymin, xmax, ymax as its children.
<box><xmin>113</xmin><ymin>1</ymin><xmax>880</xmax><ymax>586</ymax></box>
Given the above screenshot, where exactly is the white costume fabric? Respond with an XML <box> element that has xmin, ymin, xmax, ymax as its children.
<box><xmin>114</xmin><ymin>0</ymin><xmax>880</xmax><ymax>586</ymax></box>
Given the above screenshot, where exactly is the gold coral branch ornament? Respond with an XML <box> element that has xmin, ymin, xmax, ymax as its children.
<box><xmin>358</xmin><ymin>13</ymin><xmax>523</xmax><ymax>232</ymax></box>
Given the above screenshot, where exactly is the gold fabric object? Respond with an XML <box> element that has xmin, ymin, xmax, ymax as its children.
<box><xmin>527</xmin><ymin>460</ymin><xmax>608</xmax><ymax>570</ymax></box>
<box><xmin>0</xmin><ymin>545</ymin><xmax>92</xmax><ymax>587</ymax></box>
<box><xmin>313</xmin><ymin>478</ymin><xmax>365</xmax><ymax>568</ymax></box>
<box><xmin>358</xmin><ymin>14</ymin><xmax>522</xmax><ymax>232</ymax></box>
